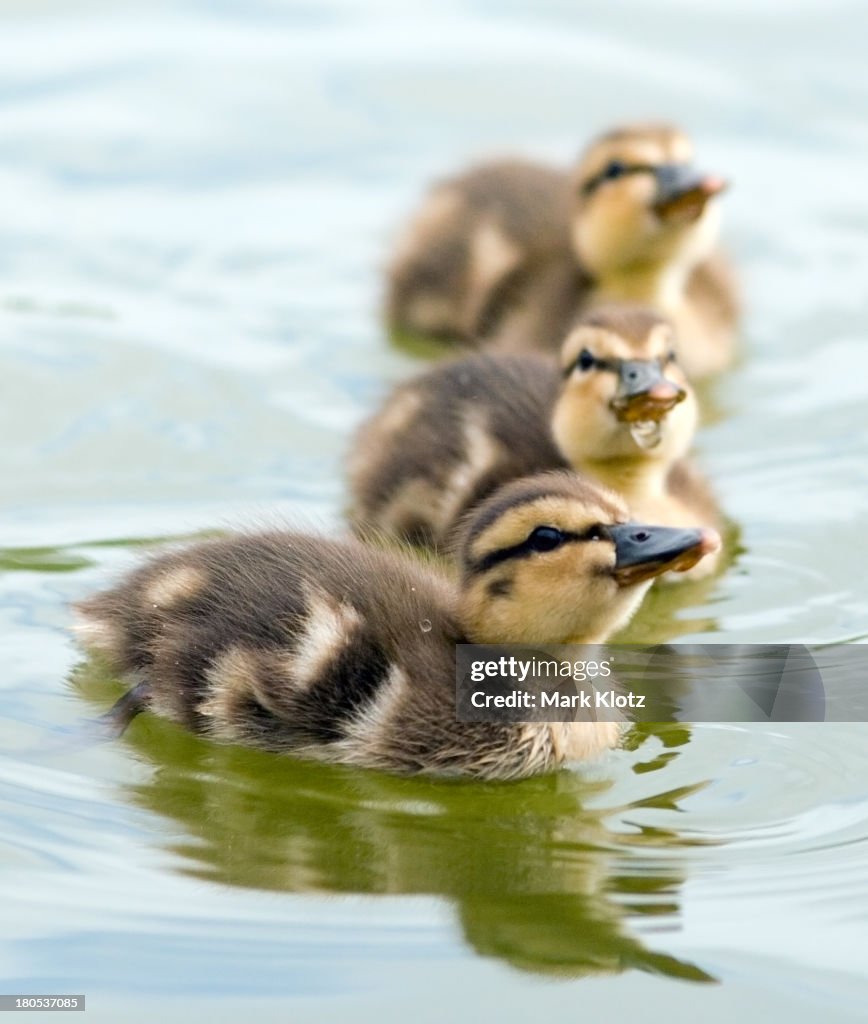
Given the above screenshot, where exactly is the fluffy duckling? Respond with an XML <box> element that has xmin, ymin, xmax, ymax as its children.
<box><xmin>349</xmin><ymin>306</ymin><xmax>721</xmax><ymax>577</ymax></box>
<box><xmin>73</xmin><ymin>472</ymin><xmax>718</xmax><ymax>781</ymax></box>
<box><xmin>386</xmin><ymin>122</ymin><xmax>737</xmax><ymax>378</ymax></box>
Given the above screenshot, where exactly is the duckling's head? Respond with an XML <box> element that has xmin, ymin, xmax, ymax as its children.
<box><xmin>455</xmin><ymin>472</ymin><xmax>718</xmax><ymax>645</ymax></box>
<box><xmin>570</xmin><ymin>123</ymin><xmax>726</xmax><ymax>286</ymax></box>
<box><xmin>551</xmin><ymin>305</ymin><xmax>698</xmax><ymax>466</ymax></box>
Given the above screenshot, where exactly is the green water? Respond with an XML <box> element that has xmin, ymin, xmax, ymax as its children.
<box><xmin>2</xmin><ymin>2</ymin><xmax>868</xmax><ymax>1021</ymax></box>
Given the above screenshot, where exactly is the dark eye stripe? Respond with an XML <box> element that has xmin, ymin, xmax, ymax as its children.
<box><xmin>561</xmin><ymin>354</ymin><xmax>622</xmax><ymax>379</ymax></box>
<box><xmin>580</xmin><ymin>162</ymin><xmax>657</xmax><ymax>197</ymax></box>
<box><xmin>469</xmin><ymin>525</ymin><xmax>610</xmax><ymax>577</ymax></box>
<box><xmin>562</xmin><ymin>351</ymin><xmax>678</xmax><ymax>379</ymax></box>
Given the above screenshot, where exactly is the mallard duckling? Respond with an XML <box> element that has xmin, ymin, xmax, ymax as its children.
<box><xmin>386</xmin><ymin>122</ymin><xmax>737</xmax><ymax>378</ymax></box>
<box><xmin>73</xmin><ymin>472</ymin><xmax>718</xmax><ymax>781</ymax></box>
<box><xmin>349</xmin><ymin>305</ymin><xmax>720</xmax><ymax>577</ymax></box>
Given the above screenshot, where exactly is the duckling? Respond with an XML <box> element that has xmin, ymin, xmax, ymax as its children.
<box><xmin>73</xmin><ymin>472</ymin><xmax>718</xmax><ymax>781</ymax></box>
<box><xmin>349</xmin><ymin>305</ymin><xmax>721</xmax><ymax>577</ymax></box>
<box><xmin>386</xmin><ymin>122</ymin><xmax>737</xmax><ymax>379</ymax></box>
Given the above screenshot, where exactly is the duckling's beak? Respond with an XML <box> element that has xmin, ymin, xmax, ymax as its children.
<box><xmin>610</xmin><ymin>361</ymin><xmax>687</xmax><ymax>423</ymax></box>
<box><xmin>610</xmin><ymin>523</ymin><xmax>720</xmax><ymax>585</ymax></box>
<box><xmin>653</xmin><ymin>164</ymin><xmax>728</xmax><ymax>223</ymax></box>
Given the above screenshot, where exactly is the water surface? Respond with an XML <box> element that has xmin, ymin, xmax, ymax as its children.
<box><xmin>1</xmin><ymin>2</ymin><xmax>868</xmax><ymax>1021</ymax></box>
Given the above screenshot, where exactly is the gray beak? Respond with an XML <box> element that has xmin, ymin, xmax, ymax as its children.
<box><xmin>610</xmin><ymin>522</ymin><xmax>720</xmax><ymax>585</ymax></box>
<box><xmin>610</xmin><ymin>360</ymin><xmax>687</xmax><ymax>423</ymax></box>
<box><xmin>653</xmin><ymin>164</ymin><xmax>728</xmax><ymax>221</ymax></box>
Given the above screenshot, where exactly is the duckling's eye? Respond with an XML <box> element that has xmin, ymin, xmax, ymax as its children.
<box><xmin>526</xmin><ymin>526</ymin><xmax>565</xmax><ymax>553</ymax></box>
<box><xmin>576</xmin><ymin>348</ymin><xmax>596</xmax><ymax>373</ymax></box>
<box><xmin>603</xmin><ymin>159</ymin><xmax>626</xmax><ymax>181</ymax></box>
<box><xmin>664</xmin><ymin>349</ymin><xmax>677</xmax><ymax>365</ymax></box>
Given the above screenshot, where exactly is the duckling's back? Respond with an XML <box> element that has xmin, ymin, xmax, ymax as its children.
<box><xmin>348</xmin><ymin>353</ymin><xmax>568</xmax><ymax>550</ymax></box>
<box><xmin>386</xmin><ymin>159</ymin><xmax>580</xmax><ymax>342</ymax></box>
<box><xmin>75</xmin><ymin>531</ymin><xmax>461</xmax><ymax>750</ymax></box>
<box><xmin>75</xmin><ymin>529</ymin><xmax>588</xmax><ymax>779</ymax></box>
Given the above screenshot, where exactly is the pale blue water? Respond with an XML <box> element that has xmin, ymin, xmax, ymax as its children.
<box><xmin>2</xmin><ymin>2</ymin><xmax>868</xmax><ymax>1021</ymax></box>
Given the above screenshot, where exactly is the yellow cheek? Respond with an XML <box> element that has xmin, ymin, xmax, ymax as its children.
<box><xmin>534</xmin><ymin>547</ymin><xmax>622</xmax><ymax>640</ymax></box>
<box><xmin>552</xmin><ymin>387</ymin><xmax>620</xmax><ymax>466</ymax></box>
<box><xmin>573</xmin><ymin>188</ymin><xmax>656</xmax><ymax>272</ymax></box>
<box><xmin>621</xmin><ymin>174</ymin><xmax>658</xmax><ymax>208</ymax></box>
<box><xmin>519</xmin><ymin>545</ymin><xmax>615</xmax><ymax>602</ymax></box>
<box><xmin>565</xmin><ymin>376</ymin><xmax>613</xmax><ymax>413</ymax></box>
<box><xmin>461</xmin><ymin>541</ymin><xmax>629</xmax><ymax>644</ymax></box>
<box><xmin>572</xmin><ymin>542</ymin><xmax>616</xmax><ymax>581</ymax></box>
<box><xmin>597</xmin><ymin>179</ymin><xmax>658</xmax><ymax>233</ymax></box>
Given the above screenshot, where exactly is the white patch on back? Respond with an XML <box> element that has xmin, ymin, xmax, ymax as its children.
<box><xmin>468</xmin><ymin>220</ymin><xmax>522</xmax><ymax>297</ymax></box>
<box><xmin>289</xmin><ymin>590</ymin><xmax>362</xmax><ymax>691</ymax></box>
<box><xmin>440</xmin><ymin>408</ymin><xmax>502</xmax><ymax>527</ymax></box>
<box><xmin>197</xmin><ymin>646</ymin><xmax>261</xmax><ymax>736</ymax></box>
<box><xmin>145</xmin><ymin>565</ymin><xmax>206</xmax><ymax>608</ymax></box>
<box><xmin>462</xmin><ymin>220</ymin><xmax>522</xmax><ymax>333</ymax></box>
<box><xmin>337</xmin><ymin>663</ymin><xmax>408</xmax><ymax>755</ymax></box>
<box><xmin>71</xmin><ymin>610</ymin><xmax>119</xmax><ymax>654</ymax></box>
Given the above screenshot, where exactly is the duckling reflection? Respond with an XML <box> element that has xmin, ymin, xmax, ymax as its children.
<box><xmin>387</xmin><ymin>122</ymin><xmax>737</xmax><ymax>379</ymax></box>
<box><xmin>459</xmin><ymin>895</ymin><xmax>711</xmax><ymax>981</ymax></box>
<box><xmin>72</xmin><ymin>657</ymin><xmax>713</xmax><ymax>983</ymax></box>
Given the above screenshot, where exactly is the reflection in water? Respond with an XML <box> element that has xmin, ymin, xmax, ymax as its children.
<box><xmin>73</xmin><ymin>657</ymin><xmax>714</xmax><ymax>983</ymax></box>
<box><xmin>459</xmin><ymin>896</ymin><xmax>711</xmax><ymax>981</ymax></box>
<box><xmin>0</xmin><ymin>533</ymin><xmax>223</xmax><ymax>574</ymax></box>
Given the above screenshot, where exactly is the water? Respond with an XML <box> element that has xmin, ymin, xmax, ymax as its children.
<box><xmin>2</xmin><ymin>1</ymin><xmax>867</xmax><ymax>1020</ymax></box>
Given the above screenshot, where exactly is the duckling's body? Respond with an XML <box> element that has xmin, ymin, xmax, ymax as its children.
<box><xmin>74</xmin><ymin>473</ymin><xmax>718</xmax><ymax>780</ymax></box>
<box><xmin>350</xmin><ymin>306</ymin><xmax>721</xmax><ymax>577</ymax></box>
<box><xmin>349</xmin><ymin>350</ymin><xmax>564</xmax><ymax>551</ymax></box>
<box><xmin>387</xmin><ymin>159</ymin><xmax>582</xmax><ymax>349</ymax></box>
<box><xmin>387</xmin><ymin>124</ymin><xmax>738</xmax><ymax>379</ymax></box>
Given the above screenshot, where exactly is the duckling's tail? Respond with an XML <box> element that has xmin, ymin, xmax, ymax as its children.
<box><xmin>99</xmin><ymin>678</ymin><xmax>151</xmax><ymax>737</ymax></box>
